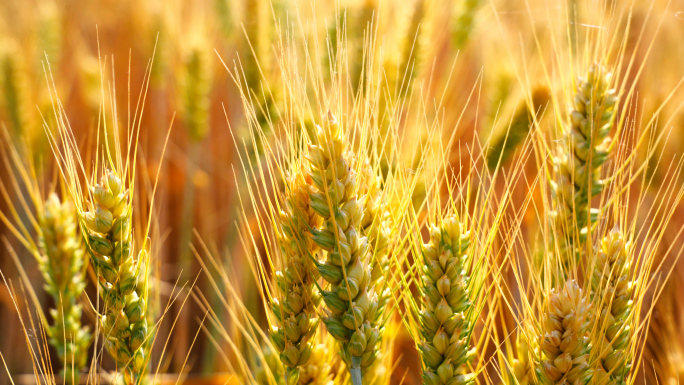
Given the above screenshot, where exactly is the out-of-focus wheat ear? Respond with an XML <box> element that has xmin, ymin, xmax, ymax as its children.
<box><xmin>451</xmin><ymin>0</ymin><xmax>481</xmax><ymax>49</ymax></box>
<box><xmin>182</xmin><ymin>43</ymin><xmax>212</xmax><ymax>143</ymax></box>
<box><xmin>1</xmin><ymin>46</ymin><xmax>32</xmax><ymax>138</ymax></box>
<box><xmin>36</xmin><ymin>1</ymin><xmax>62</xmax><ymax>74</ymax></box>
<box><xmin>306</xmin><ymin>113</ymin><xmax>380</xmax><ymax>384</ymax></box>
<box><xmin>535</xmin><ymin>280</ymin><xmax>592</xmax><ymax>384</ymax></box>
<box><xmin>551</xmin><ymin>64</ymin><xmax>618</xmax><ymax>265</ymax></box>
<box><xmin>417</xmin><ymin>215</ymin><xmax>476</xmax><ymax>385</ymax></box>
<box><xmin>40</xmin><ymin>193</ymin><xmax>92</xmax><ymax>385</ymax></box>
<box><xmin>177</xmin><ymin>36</ymin><xmax>213</xmax><ymax>285</ymax></box>
<box><xmin>242</xmin><ymin>0</ymin><xmax>271</xmax><ymax>93</ymax></box>
<box><xmin>590</xmin><ymin>229</ymin><xmax>633</xmax><ymax>384</ymax></box>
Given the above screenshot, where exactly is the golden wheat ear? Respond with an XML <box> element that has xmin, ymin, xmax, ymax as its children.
<box><xmin>550</xmin><ymin>64</ymin><xmax>618</xmax><ymax>267</ymax></box>
<box><xmin>536</xmin><ymin>280</ymin><xmax>593</xmax><ymax>384</ymax></box>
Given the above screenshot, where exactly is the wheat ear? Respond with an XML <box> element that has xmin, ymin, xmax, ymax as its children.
<box><xmin>269</xmin><ymin>171</ymin><xmax>326</xmax><ymax>385</ymax></box>
<box><xmin>40</xmin><ymin>193</ymin><xmax>91</xmax><ymax>384</ymax></box>
<box><xmin>418</xmin><ymin>215</ymin><xmax>475</xmax><ymax>385</ymax></box>
<box><xmin>536</xmin><ymin>280</ymin><xmax>592</xmax><ymax>384</ymax></box>
<box><xmin>81</xmin><ymin>170</ymin><xmax>149</xmax><ymax>385</ymax></box>
<box><xmin>552</xmin><ymin>64</ymin><xmax>617</xmax><ymax>260</ymax></box>
<box><xmin>590</xmin><ymin>229</ymin><xmax>633</xmax><ymax>384</ymax></box>
<box><xmin>307</xmin><ymin>113</ymin><xmax>379</xmax><ymax>383</ymax></box>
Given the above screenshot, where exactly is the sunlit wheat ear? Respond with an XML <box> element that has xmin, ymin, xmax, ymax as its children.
<box><xmin>268</xmin><ymin>170</ymin><xmax>327</xmax><ymax>385</ymax></box>
<box><xmin>551</xmin><ymin>64</ymin><xmax>618</xmax><ymax>264</ymax></box>
<box><xmin>40</xmin><ymin>194</ymin><xmax>92</xmax><ymax>385</ymax></box>
<box><xmin>81</xmin><ymin>170</ymin><xmax>150</xmax><ymax>384</ymax></box>
<box><xmin>590</xmin><ymin>229</ymin><xmax>633</xmax><ymax>384</ymax></box>
<box><xmin>536</xmin><ymin>280</ymin><xmax>592</xmax><ymax>384</ymax></box>
<box><xmin>307</xmin><ymin>113</ymin><xmax>380</xmax><ymax>383</ymax></box>
<box><xmin>418</xmin><ymin>215</ymin><xmax>476</xmax><ymax>385</ymax></box>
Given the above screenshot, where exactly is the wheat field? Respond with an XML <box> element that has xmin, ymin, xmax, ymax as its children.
<box><xmin>1</xmin><ymin>0</ymin><xmax>684</xmax><ymax>384</ymax></box>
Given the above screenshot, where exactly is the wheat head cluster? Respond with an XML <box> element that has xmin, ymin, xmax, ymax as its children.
<box><xmin>1</xmin><ymin>0</ymin><xmax>684</xmax><ymax>385</ymax></box>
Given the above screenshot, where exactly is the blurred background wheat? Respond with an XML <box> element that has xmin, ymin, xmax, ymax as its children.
<box><xmin>1</xmin><ymin>0</ymin><xmax>684</xmax><ymax>384</ymax></box>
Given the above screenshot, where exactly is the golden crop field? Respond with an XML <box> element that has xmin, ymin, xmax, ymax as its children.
<box><xmin>1</xmin><ymin>0</ymin><xmax>684</xmax><ymax>384</ymax></box>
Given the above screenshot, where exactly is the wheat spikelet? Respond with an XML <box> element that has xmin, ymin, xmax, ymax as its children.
<box><xmin>269</xmin><ymin>171</ymin><xmax>327</xmax><ymax>385</ymax></box>
<box><xmin>418</xmin><ymin>215</ymin><xmax>475</xmax><ymax>385</ymax></box>
<box><xmin>307</xmin><ymin>113</ymin><xmax>379</xmax><ymax>382</ymax></box>
<box><xmin>40</xmin><ymin>193</ymin><xmax>91</xmax><ymax>384</ymax></box>
<box><xmin>508</xmin><ymin>335</ymin><xmax>534</xmax><ymax>385</ymax></box>
<box><xmin>551</xmin><ymin>64</ymin><xmax>617</xmax><ymax>261</ymax></box>
<box><xmin>81</xmin><ymin>170</ymin><xmax>149</xmax><ymax>385</ymax></box>
<box><xmin>536</xmin><ymin>280</ymin><xmax>592</xmax><ymax>384</ymax></box>
<box><xmin>590</xmin><ymin>229</ymin><xmax>633</xmax><ymax>384</ymax></box>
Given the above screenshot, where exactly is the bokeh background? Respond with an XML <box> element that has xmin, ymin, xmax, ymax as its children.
<box><xmin>2</xmin><ymin>0</ymin><xmax>684</xmax><ymax>384</ymax></box>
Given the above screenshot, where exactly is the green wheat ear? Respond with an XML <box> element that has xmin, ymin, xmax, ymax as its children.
<box><xmin>40</xmin><ymin>193</ymin><xmax>92</xmax><ymax>385</ymax></box>
<box><xmin>307</xmin><ymin>113</ymin><xmax>380</xmax><ymax>383</ymax></box>
<box><xmin>551</xmin><ymin>64</ymin><xmax>618</xmax><ymax>263</ymax></box>
<box><xmin>418</xmin><ymin>215</ymin><xmax>476</xmax><ymax>385</ymax></box>
<box><xmin>81</xmin><ymin>170</ymin><xmax>150</xmax><ymax>385</ymax></box>
<box><xmin>269</xmin><ymin>170</ymin><xmax>326</xmax><ymax>385</ymax></box>
<box><xmin>591</xmin><ymin>229</ymin><xmax>634</xmax><ymax>384</ymax></box>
